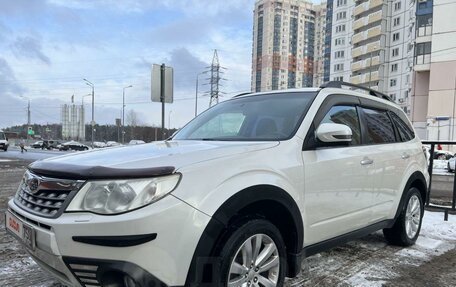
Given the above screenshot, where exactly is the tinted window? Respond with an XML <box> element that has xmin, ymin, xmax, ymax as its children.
<box><xmin>390</xmin><ymin>112</ymin><xmax>414</xmax><ymax>141</ymax></box>
<box><xmin>362</xmin><ymin>108</ymin><xmax>396</xmax><ymax>144</ymax></box>
<box><xmin>174</xmin><ymin>92</ymin><xmax>317</xmax><ymax>141</ymax></box>
<box><xmin>320</xmin><ymin>106</ymin><xmax>361</xmax><ymax>145</ymax></box>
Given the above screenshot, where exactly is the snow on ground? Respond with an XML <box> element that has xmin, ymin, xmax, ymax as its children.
<box><xmin>286</xmin><ymin>211</ymin><xmax>456</xmax><ymax>286</ymax></box>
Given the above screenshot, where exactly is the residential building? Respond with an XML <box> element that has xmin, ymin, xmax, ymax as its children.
<box><xmin>411</xmin><ymin>0</ymin><xmax>456</xmax><ymax>140</ymax></box>
<box><xmin>323</xmin><ymin>0</ymin><xmax>333</xmax><ymax>83</ymax></box>
<box><xmin>252</xmin><ymin>0</ymin><xmax>317</xmax><ymax>92</ymax></box>
<box><xmin>313</xmin><ymin>2</ymin><xmax>327</xmax><ymax>87</ymax></box>
<box><xmin>330</xmin><ymin>0</ymin><xmax>354</xmax><ymax>82</ymax></box>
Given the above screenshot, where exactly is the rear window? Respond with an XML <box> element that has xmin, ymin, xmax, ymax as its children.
<box><xmin>390</xmin><ymin>112</ymin><xmax>415</xmax><ymax>142</ymax></box>
<box><xmin>362</xmin><ymin>108</ymin><xmax>396</xmax><ymax>144</ymax></box>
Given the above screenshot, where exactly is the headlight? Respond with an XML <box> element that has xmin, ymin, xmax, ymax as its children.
<box><xmin>66</xmin><ymin>174</ymin><xmax>181</xmax><ymax>215</ymax></box>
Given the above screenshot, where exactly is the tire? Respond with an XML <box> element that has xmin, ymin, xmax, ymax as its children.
<box><xmin>214</xmin><ymin>219</ymin><xmax>287</xmax><ymax>287</ymax></box>
<box><xmin>383</xmin><ymin>187</ymin><xmax>424</xmax><ymax>246</ymax></box>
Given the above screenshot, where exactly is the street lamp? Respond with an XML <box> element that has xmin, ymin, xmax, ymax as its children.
<box><xmin>195</xmin><ymin>71</ymin><xmax>208</xmax><ymax>117</ymax></box>
<box><xmin>83</xmin><ymin>78</ymin><xmax>94</xmax><ymax>148</ymax></box>
<box><xmin>19</xmin><ymin>96</ymin><xmax>31</xmax><ymax>141</ymax></box>
<box><xmin>168</xmin><ymin>110</ymin><xmax>172</xmax><ymax>137</ymax></box>
<box><xmin>122</xmin><ymin>85</ymin><xmax>133</xmax><ymax>144</ymax></box>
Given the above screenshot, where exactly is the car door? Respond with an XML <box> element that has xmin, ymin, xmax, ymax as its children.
<box><xmin>302</xmin><ymin>96</ymin><xmax>375</xmax><ymax>245</ymax></box>
<box><xmin>358</xmin><ymin>105</ymin><xmax>406</xmax><ymax>223</ymax></box>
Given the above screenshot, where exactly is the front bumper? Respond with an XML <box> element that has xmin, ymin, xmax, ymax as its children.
<box><xmin>7</xmin><ymin>194</ymin><xmax>211</xmax><ymax>286</ymax></box>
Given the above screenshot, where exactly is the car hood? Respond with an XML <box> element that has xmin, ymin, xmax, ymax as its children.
<box><xmin>29</xmin><ymin>140</ymin><xmax>279</xmax><ymax>180</ymax></box>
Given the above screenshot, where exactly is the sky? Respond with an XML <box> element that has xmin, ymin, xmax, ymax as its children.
<box><xmin>0</xmin><ymin>0</ymin><xmax>320</xmax><ymax>129</ymax></box>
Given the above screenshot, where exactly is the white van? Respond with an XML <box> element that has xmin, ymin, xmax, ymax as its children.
<box><xmin>0</xmin><ymin>130</ymin><xmax>9</xmax><ymax>151</ymax></box>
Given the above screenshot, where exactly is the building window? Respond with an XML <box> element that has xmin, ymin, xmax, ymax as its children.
<box><xmin>333</xmin><ymin>76</ymin><xmax>344</xmax><ymax>81</ymax></box>
<box><xmin>335</xmin><ymin>38</ymin><xmax>345</xmax><ymax>46</ymax></box>
<box><xmin>392</xmin><ymin>48</ymin><xmax>399</xmax><ymax>57</ymax></box>
<box><xmin>393</xmin><ymin>32</ymin><xmax>400</xmax><ymax>42</ymax></box>
<box><xmin>335</xmin><ymin>50</ymin><xmax>345</xmax><ymax>59</ymax></box>
<box><xmin>336</xmin><ymin>25</ymin><xmax>346</xmax><ymax>33</ymax></box>
<box><xmin>416</xmin><ymin>14</ymin><xmax>433</xmax><ymax>37</ymax></box>
<box><xmin>334</xmin><ymin>63</ymin><xmax>344</xmax><ymax>71</ymax></box>
<box><xmin>337</xmin><ymin>0</ymin><xmax>347</xmax><ymax>7</ymax></box>
<box><xmin>336</xmin><ymin>11</ymin><xmax>347</xmax><ymax>21</ymax></box>
<box><xmin>390</xmin><ymin>94</ymin><xmax>397</xmax><ymax>101</ymax></box>
<box><xmin>415</xmin><ymin>42</ymin><xmax>432</xmax><ymax>65</ymax></box>
<box><xmin>394</xmin><ymin>1</ymin><xmax>401</xmax><ymax>11</ymax></box>
<box><xmin>391</xmin><ymin>63</ymin><xmax>398</xmax><ymax>72</ymax></box>
<box><xmin>390</xmin><ymin>79</ymin><xmax>397</xmax><ymax>87</ymax></box>
<box><xmin>393</xmin><ymin>17</ymin><xmax>400</xmax><ymax>27</ymax></box>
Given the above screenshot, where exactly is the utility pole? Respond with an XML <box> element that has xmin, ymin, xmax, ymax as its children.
<box><xmin>27</xmin><ymin>100</ymin><xmax>31</xmax><ymax>141</ymax></box>
<box><xmin>195</xmin><ymin>71</ymin><xmax>208</xmax><ymax>117</ymax></box>
<box><xmin>83</xmin><ymin>78</ymin><xmax>95</xmax><ymax>148</ymax></box>
<box><xmin>122</xmin><ymin>85</ymin><xmax>133</xmax><ymax>144</ymax></box>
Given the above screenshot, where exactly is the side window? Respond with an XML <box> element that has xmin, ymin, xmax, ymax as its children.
<box><xmin>320</xmin><ymin>106</ymin><xmax>361</xmax><ymax>145</ymax></box>
<box><xmin>362</xmin><ymin>108</ymin><xmax>396</xmax><ymax>144</ymax></box>
<box><xmin>390</xmin><ymin>112</ymin><xmax>415</xmax><ymax>141</ymax></box>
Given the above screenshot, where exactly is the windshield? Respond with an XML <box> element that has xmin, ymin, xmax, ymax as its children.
<box><xmin>0</xmin><ymin>132</ymin><xmax>5</xmax><ymax>140</ymax></box>
<box><xmin>173</xmin><ymin>92</ymin><xmax>317</xmax><ymax>141</ymax></box>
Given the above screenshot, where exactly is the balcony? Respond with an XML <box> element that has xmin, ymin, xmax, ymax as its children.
<box><xmin>414</xmin><ymin>54</ymin><xmax>431</xmax><ymax>71</ymax></box>
<box><xmin>352</xmin><ymin>46</ymin><xmax>365</xmax><ymax>58</ymax></box>
<box><xmin>354</xmin><ymin>2</ymin><xmax>368</xmax><ymax>17</ymax></box>
<box><xmin>369</xmin><ymin>0</ymin><xmax>383</xmax><ymax>9</ymax></box>
<box><xmin>352</xmin><ymin>32</ymin><xmax>365</xmax><ymax>44</ymax></box>
<box><xmin>368</xmin><ymin>10</ymin><xmax>383</xmax><ymax>24</ymax></box>
<box><xmin>351</xmin><ymin>56</ymin><xmax>381</xmax><ymax>72</ymax></box>
<box><xmin>351</xmin><ymin>75</ymin><xmax>363</xmax><ymax>85</ymax></box>
<box><xmin>366</xmin><ymin>41</ymin><xmax>381</xmax><ymax>53</ymax></box>
<box><xmin>367</xmin><ymin>26</ymin><xmax>382</xmax><ymax>39</ymax></box>
<box><xmin>353</xmin><ymin>17</ymin><xmax>368</xmax><ymax>30</ymax></box>
<box><xmin>351</xmin><ymin>61</ymin><xmax>364</xmax><ymax>72</ymax></box>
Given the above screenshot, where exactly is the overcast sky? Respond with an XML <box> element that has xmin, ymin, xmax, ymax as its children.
<box><xmin>0</xmin><ymin>0</ymin><xmax>320</xmax><ymax>129</ymax></box>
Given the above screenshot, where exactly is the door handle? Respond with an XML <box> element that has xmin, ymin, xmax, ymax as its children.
<box><xmin>401</xmin><ymin>153</ymin><xmax>410</xmax><ymax>160</ymax></box>
<box><xmin>360</xmin><ymin>158</ymin><xmax>374</xmax><ymax>165</ymax></box>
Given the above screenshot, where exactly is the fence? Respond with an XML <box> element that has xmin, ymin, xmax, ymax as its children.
<box><xmin>422</xmin><ymin>141</ymin><xmax>456</xmax><ymax>221</ymax></box>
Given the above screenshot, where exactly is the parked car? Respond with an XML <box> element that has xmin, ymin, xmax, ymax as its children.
<box><xmin>93</xmin><ymin>141</ymin><xmax>107</xmax><ymax>148</ymax></box>
<box><xmin>448</xmin><ymin>157</ymin><xmax>455</xmax><ymax>172</ymax></box>
<box><xmin>58</xmin><ymin>141</ymin><xmax>89</xmax><ymax>151</ymax></box>
<box><xmin>0</xmin><ymin>130</ymin><xmax>8</xmax><ymax>151</ymax></box>
<box><xmin>129</xmin><ymin>140</ymin><xmax>146</xmax><ymax>145</ymax></box>
<box><xmin>106</xmin><ymin>141</ymin><xmax>121</xmax><ymax>147</ymax></box>
<box><xmin>46</xmin><ymin>140</ymin><xmax>61</xmax><ymax>150</ymax></box>
<box><xmin>433</xmin><ymin>150</ymin><xmax>453</xmax><ymax>160</ymax></box>
<box><xmin>31</xmin><ymin>141</ymin><xmax>44</xmax><ymax>149</ymax></box>
<box><xmin>6</xmin><ymin>82</ymin><xmax>429</xmax><ymax>287</ymax></box>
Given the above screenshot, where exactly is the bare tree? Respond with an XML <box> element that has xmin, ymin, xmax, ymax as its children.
<box><xmin>126</xmin><ymin>109</ymin><xmax>139</xmax><ymax>127</ymax></box>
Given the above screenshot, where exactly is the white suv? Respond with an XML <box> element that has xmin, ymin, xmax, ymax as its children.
<box><xmin>6</xmin><ymin>82</ymin><xmax>429</xmax><ymax>287</ymax></box>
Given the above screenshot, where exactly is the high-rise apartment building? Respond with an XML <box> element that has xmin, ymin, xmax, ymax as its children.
<box><xmin>313</xmin><ymin>2</ymin><xmax>327</xmax><ymax>87</ymax></box>
<box><xmin>330</xmin><ymin>0</ymin><xmax>354</xmax><ymax>83</ymax></box>
<box><xmin>350</xmin><ymin>0</ymin><xmax>415</xmax><ymax>113</ymax></box>
<box><xmin>411</xmin><ymin>0</ymin><xmax>456</xmax><ymax>140</ymax></box>
<box><xmin>252</xmin><ymin>0</ymin><xmax>317</xmax><ymax>92</ymax></box>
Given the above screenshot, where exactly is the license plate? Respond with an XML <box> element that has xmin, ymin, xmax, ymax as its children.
<box><xmin>5</xmin><ymin>211</ymin><xmax>36</xmax><ymax>250</ymax></box>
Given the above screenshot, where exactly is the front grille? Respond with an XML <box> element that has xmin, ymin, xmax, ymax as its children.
<box><xmin>14</xmin><ymin>170</ymin><xmax>85</xmax><ymax>218</ymax></box>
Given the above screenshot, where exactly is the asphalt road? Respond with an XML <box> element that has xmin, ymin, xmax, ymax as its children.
<box><xmin>1</xmin><ymin>152</ymin><xmax>456</xmax><ymax>286</ymax></box>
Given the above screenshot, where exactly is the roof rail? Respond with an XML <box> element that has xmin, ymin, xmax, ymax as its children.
<box><xmin>320</xmin><ymin>81</ymin><xmax>392</xmax><ymax>102</ymax></box>
<box><xmin>233</xmin><ymin>92</ymin><xmax>252</xmax><ymax>98</ymax></box>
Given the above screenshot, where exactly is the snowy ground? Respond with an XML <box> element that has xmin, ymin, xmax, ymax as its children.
<box><xmin>285</xmin><ymin>211</ymin><xmax>456</xmax><ymax>286</ymax></box>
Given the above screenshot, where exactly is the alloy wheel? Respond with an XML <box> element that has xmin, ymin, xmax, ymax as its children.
<box><xmin>227</xmin><ymin>234</ymin><xmax>280</xmax><ymax>287</ymax></box>
<box><xmin>405</xmin><ymin>194</ymin><xmax>421</xmax><ymax>239</ymax></box>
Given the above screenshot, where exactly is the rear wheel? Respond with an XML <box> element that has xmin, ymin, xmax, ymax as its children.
<box><xmin>383</xmin><ymin>187</ymin><xmax>423</xmax><ymax>246</ymax></box>
<box><xmin>218</xmin><ymin>219</ymin><xmax>287</xmax><ymax>287</ymax></box>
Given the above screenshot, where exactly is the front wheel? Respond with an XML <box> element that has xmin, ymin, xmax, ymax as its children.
<box><xmin>218</xmin><ymin>219</ymin><xmax>287</xmax><ymax>287</ymax></box>
<box><xmin>383</xmin><ymin>187</ymin><xmax>424</xmax><ymax>246</ymax></box>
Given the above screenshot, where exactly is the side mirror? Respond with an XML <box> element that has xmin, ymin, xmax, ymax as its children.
<box><xmin>316</xmin><ymin>123</ymin><xmax>352</xmax><ymax>143</ymax></box>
